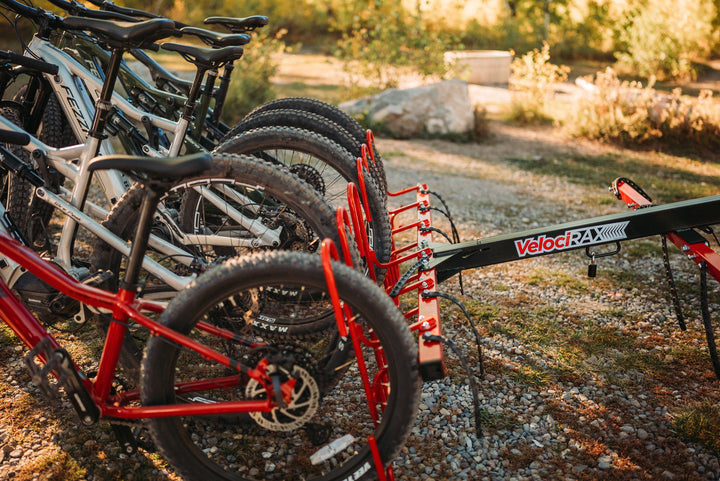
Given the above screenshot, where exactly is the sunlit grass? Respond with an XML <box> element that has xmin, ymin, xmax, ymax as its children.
<box><xmin>672</xmin><ymin>400</ymin><xmax>720</xmax><ymax>455</ymax></box>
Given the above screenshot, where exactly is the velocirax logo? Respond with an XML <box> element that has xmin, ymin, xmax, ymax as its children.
<box><xmin>514</xmin><ymin>221</ymin><xmax>629</xmax><ymax>257</ymax></box>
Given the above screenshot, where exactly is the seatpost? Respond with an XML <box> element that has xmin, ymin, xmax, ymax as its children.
<box><xmin>120</xmin><ymin>184</ymin><xmax>161</xmax><ymax>291</ymax></box>
<box><xmin>182</xmin><ymin>67</ymin><xmax>208</xmax><ymax>123</ymax></box>
<box><xmin>210</xmin><ymin>61</ymin><xmax>234</xmax><ymax>124</ymax></box>
<box><xmin>88</xmin><ymin>47</ymin><xmax>125</xmax><ymax>147</ymax></box>
<box><xmin>191</xmin><ymin>68</ymin><xmax>217</xmax><ymax>138</ymax></box>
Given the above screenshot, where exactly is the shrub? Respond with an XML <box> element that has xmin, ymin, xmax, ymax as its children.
<box><xmin>331</xmin><ymin>0</ymin><xmax>450</xmax><ymax>92</ymax></box>
<box><xmin>563</xmin><ymin>68</ymin><xmax>720</xmax><ymax>158</ymax></box>
<box><xmin>508</xmin><ymin>42</ymin><xmax>569</xmax><ymax>124</ymax></box>
<box><xmin>614</xmin><ymin>0</ymin><xmax>718</xmax><ymax>81</ymax></box>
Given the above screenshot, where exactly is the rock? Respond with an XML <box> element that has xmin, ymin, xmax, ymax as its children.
<box><xmin>637</xmin><ymin>428</ymin><xmax>649</xmax><ymax>440</ymax></box>
<box><xmin>339</xmin><ymin>79</ymin><xmax>475</xmax><ymax>138</ymax></box>
<box><xmin>598</xmin><ymin>455</ymin><xmax>612</xmax><ymax>469</ymax></box>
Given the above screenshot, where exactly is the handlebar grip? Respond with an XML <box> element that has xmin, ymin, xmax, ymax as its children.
<box><xmin>0</xmin><ymin>129</ymin><xmax>30</xmax><ymax>146</ymax></box>
<box><xmin>0</xmin><ymin>51</ymin><xmax>59</xmax><ymax>75</ymax></box>
<box><xmin>0</xmin><ymin>0</ymin><xmax>61</xmax><ymax>26</ymax></box>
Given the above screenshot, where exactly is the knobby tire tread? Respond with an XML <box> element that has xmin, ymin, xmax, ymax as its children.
<box><xmin>244</xmin><ymin>97</ymin><xmax>387</xmax><ymax>195</ymax></box>
<box><xmin>91</xmin><ymin>153</ymin><xmax>358</xmax><ymax>340</ymax></box>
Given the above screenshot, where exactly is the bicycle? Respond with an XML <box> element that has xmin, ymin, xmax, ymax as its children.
<box><xmin>0</xmin><ymin>10</ymin><xmax>352</xmax><ymax>278</ymax></box>
<box><xmin>61</xmin><ymin>0</ymin><xmax>389</xmax><ymax>192</ymax></box>
<box><xmin>0</xmin><ymin>128</ymin><xmax>420</xmax><ymax>481</ymax></box>
<box><xmin>0</xmin><ymin>0</ymin><xmax>389</xmax><ymax>279</ymax></box>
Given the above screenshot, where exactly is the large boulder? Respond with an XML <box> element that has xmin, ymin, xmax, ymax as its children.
<box><xmin>339</xmin><ymin>79</ymin><xmax>475</xmax><ymax>139</ymax></box>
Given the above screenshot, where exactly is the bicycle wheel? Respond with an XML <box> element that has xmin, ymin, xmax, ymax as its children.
<box><xmin>242</xmin><ymin>97</ymin><xmax>388</xmax><ymax>196</ymax></box>
<box><xmin>214</xmin><ymin>126</ymin><xmax>391</xmax><ymax>280</ymax></box>
<box><xmin>5</xmin><ymin>90</ymin><xmax>76</xmax><ymax>250</ymax></box>
<box><xmin>223</xmin><ymin>107</ymin><xmax>386</xmax><ymax>195</ymax></box>
<box><xmin>140</xmin><ymin>250</ymin><xmax>420</xmax><ymax>481</ymax></box>
<box><xmin>91</xmin><ymin>153</ymin><xmax>358</xmax><ymax>372</ymax></box>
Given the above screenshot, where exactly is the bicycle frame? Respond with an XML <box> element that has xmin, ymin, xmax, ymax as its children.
<box><xmin>0</xmin><ymin>40</ymin><xmax>284</xmax><ymax>287</ymax></box>
<box><xmin>0</xmin><ymin>209</ymin><xmax>280</xmax><ymax>420</ymax></box>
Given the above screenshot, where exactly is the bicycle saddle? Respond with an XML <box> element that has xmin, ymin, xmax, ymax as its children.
<box><xmin>62</xmin><ymin>17</ymin><xmax>176</xmax><ymax>49</ymax></box>
<box><xmin>180</xmin><ymin>27</ymin><xmax>251</xmax><ymax>48</ymax></box>
<box><xmin>87</xmin><ymin>152</ymin><xmax>212</xmax><ymax>181</ymax></box>
<box><xmin>160</xmin><ymin>43</ymin><xmax>244</xmax><ymax>68</ymax></box>
<box><xmin>203</xmin><ymin>16</ymin><xmax>269</xmax><ymax>33</ymax></box>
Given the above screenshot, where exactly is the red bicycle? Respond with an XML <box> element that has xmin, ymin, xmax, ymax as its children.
<box><xmin>0</xmin><ymin>129</ymin><xmax>420</xmax><ymax>481</ymax></box>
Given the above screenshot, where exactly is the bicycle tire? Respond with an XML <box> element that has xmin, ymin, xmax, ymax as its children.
<box><xmin>214</xmin><ymin>126</ymin><xmax>391</xmax><ymax>280</ymax></box>
<box><xmin>140</xmin><ymin>250</ymin><xmax>420</xmax><ymax>481</ymax></box>
<box><xmin>244</xmin><ymin>97</ymin><xmax>388</xmax><ymax>196</ymax></box>
<box><xmin>222</xmin><ymin>107</ymin><xmax>386</xmax><ymax>194</ymax></box>
<box><xmin>0</xmin><ymin>105</ymin><xmax>35</xmax><ymax>235</ymax></box>
<box><xmin>26</xmin><ymin>92</ymin><xmax>76</xmax><ymax>250</ymax></box>
<box><xmin>5</xmin><ymin>90</ymin><xmax>75</xmax><ymax>250</ymax></box>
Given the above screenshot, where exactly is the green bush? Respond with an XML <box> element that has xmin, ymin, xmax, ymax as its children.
<box><xmin>331</xmin><ymin>0</ymin><xmax>450</xmax><ymax>91</ymax></box>
<box><xmin>614</xmin><ymin>0</ymin><xmax>718</xmax><ymax>81</ymax></box>
<box><xmin>508</xmin><ymin>42</ymin><xmax>569</xmax><ymax>125</ymax></box>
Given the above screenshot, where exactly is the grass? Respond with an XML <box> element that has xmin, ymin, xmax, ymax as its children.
<box><xmin>12</xmin><ymin>452</ymin><xmax>87</xmax><ymax>481</ymax></box>
<box><xmin>505</xmin><ymin>151</ymin><xmax>720</xmax><ymax>203</ymax></box>
<box><xmin>672</xmin><ymin>400</ymin><xmax>720</xmax><ymax>455</ymax></box>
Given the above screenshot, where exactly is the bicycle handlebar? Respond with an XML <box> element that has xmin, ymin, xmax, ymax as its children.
<box><xmin>45</xmin><ymin>0</ymin><xmax>140</xmax><ymax>23</ymax></box>
<box><xmin>0</xmin><ymin>0</ymin><xmax>65</xmax><ymax>28</ymax></box>
<box><xmin>0</xmin><ymin>50</ymin><xmax>59</xmax><ymax>75</ymax></box>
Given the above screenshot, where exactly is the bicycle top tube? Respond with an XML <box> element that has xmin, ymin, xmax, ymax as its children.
<box><xmin>26</xmin><ymin>36</ymin><xmax>191</xmax><ymax>159</ymax></box>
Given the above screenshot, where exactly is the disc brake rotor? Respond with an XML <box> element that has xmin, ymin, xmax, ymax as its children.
<box><xmin>245</xmin><ymin>364</ymin><xmax>320</xmax><ymax>432</ymax></box>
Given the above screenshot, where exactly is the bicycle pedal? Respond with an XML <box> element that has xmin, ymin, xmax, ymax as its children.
<box><xmin>24</xmin><ymin>337</ymin><xmax>100</xmax><ymax>425</ymax></box>
<box><xmin>111</xmin><ymin>423</ymin><xmax>139</xmax><ymax>455</ymax></box>
<box><xmin>24</xmin><ymin>337</ymin><xmax>60</xmax><ymax>398</ymax></box>
<box><xmin>81</xmin><ymin>270</ymin><xmax>115</xmax><ymax>288</ymax></box>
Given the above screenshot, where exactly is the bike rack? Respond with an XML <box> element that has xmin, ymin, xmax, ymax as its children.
<box><xmin>342</xmin><ymin>157</ymin><xmax>447</xmax><ymax>380</ymax></box>
<box><xmin>612</xmin><ymin>177</ymin><xmax>720</xmax><ymax>378</ymax></box>
<box><xmin>330</xmin><ymin>130</ymin><xmax>720</xmax><ymax>478</ymax></box>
